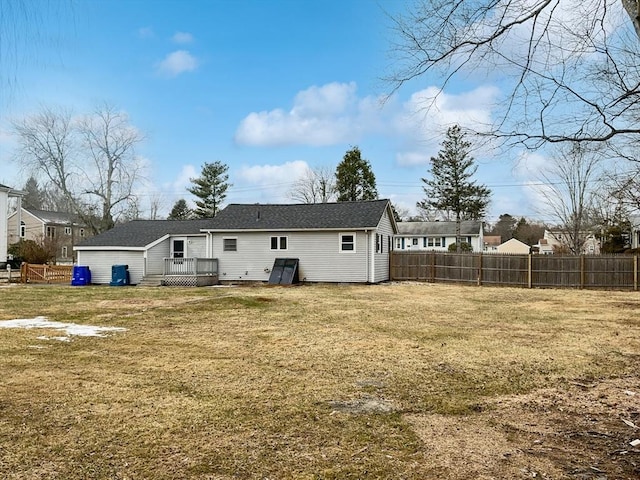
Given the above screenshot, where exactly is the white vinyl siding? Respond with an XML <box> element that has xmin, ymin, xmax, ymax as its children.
<box><xmin>212</xmin><ymin>231</ymin><xmax>371</xmax><ymax>283</ymax></box>
<box><xmin>373</xmin><ymin>210</ymin><xmax>395</xmax><ymax>283</ymax></box>
<box><xmin>76</xmin><ymin>250</ymin><xmax>144</xmax><ymax>285</ymax></box>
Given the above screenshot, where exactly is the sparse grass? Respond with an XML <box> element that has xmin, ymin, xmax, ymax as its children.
<box><xmin>0</xmin><ymin>282</ymin><xmax>639</xmax><ymax>479</ymax></box>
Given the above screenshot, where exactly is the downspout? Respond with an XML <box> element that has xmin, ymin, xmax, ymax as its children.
<box><xmin>365</xmin><ymin>229</ymin><xmax>370</xmax><ymax>283</ymax></box>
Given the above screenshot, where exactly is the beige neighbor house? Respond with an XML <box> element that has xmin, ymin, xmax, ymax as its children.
<box><xmin>495</xmin><ymin>238</ymin><xmax>531</xmax><ymax>254</ymax></box>
<box><xmin>0</xmin><ymin>184</ymin><xmax>24</xmax><ymax>267</ymax></box>
<box><xmin>7</xmin><ymin>208</ymin><xmax>91</xmax><ymax>264</ymax></box>
<box><xmin>394</xmin><ymin>220</ymin><xmax>484</xmax><ymax>252</ymax></box>
<box><xmin>483</xmin><ymin>235</ymin><xmax>502</xmax><ymax>252</ymax></box>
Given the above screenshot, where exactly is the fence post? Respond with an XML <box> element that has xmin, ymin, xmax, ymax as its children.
<box><xmin>477</xmin><ymin>253</ymin><xmax>483</xmax><ymax>286</ymax></box>
<box><xmin>528</xmin><ymin>254</ymin><xmax>532</xmax><ymax>289</ymax></box>
<box><xmin>635</xmin><ymin>255</ymin><xmax>638</xmax><ymax>292</ymax></box>
<box><xmin>580</xmin><ymin>255</ymin><xmax>585</xmax><ymax>289</ymax></box>
<box><xmin>20</xmin><ymin>263</ymin><xmax>27</xmax><ymax>283</ymax></box>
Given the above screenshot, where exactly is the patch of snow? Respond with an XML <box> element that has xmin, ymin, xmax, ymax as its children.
<box><xmin>0</xmin><ymin>316</ymin><xmax>127</xmax><ymax>340</ymax></box>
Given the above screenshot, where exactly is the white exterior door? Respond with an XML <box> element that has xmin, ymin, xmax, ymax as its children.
<box><xmin>171</xmin><ymin>237</ymin><xmax>187</xmax><ymax>258</ymax></box>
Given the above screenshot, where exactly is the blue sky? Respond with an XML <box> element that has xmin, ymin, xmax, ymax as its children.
<box><xmin>0</xmin><ymin>0</ymin><xmax>542</xmax><ymax>223</ymax></box>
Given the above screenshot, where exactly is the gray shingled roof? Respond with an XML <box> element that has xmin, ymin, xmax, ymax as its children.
<box><xmin>25</xmin><ymin>209</ymin><xmax>80</xmax><ymax>225</ymax></box>
<box><xmin>76</xmin><ymin>219</ymin><xmax>215</xmax><ymax>248</ymax></box>
<box><xmin>397</xmin><ymin>220</ymin><xmax>482</xmax><ymax>236</ymax></box>
<box><xmin>203</xmin><ymin>200</ymin><xmax>392</xmax><ymax>231</ymax></box>
<box><xmin>77</xmin><ymin>200</ymin><xmax>393</xmax><ymax>248</ymax></box>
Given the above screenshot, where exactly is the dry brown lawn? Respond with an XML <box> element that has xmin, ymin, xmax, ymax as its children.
<box><xmin>0</xmin><ymin>282</ymin><xmax>639</xmax><ymax>479</ymax></box>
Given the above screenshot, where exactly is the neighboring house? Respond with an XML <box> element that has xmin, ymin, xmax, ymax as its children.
<box><xmin>0</xmin><ymin>184</ymin><xmax>24</xmax><ymax>267</ymax></box>
<box><xmin>483</xmin><ymin>235</ymin><xmax>501</xmax><ymax>252</ymax></box>
<box><xmin>7</xmin><ymin>208</ymin><xmax>92</xmax><ymax>264</ymax></box>
<box><xmin>394</xmin><ymin>220</ymin><xmax>484</xmax><ymax>252</ymax></box>
<box><xmin>537</xmin><ymin>230</ymin><xmax>601</xmax><ymax>255</ymax></box>
<box><xmin>76</xmin><ymin>199</ymin><xmax>398</xmax><ymax>285</ymax></box>
<box><xmin>496</xmin><ymin>238</ymin><xmax>531</xmax><ymax>254</ymax></box>
<box><xmin>630</xmin><ymin>215</ymin><xmax>640</xmax><ymax>250</ymax></box>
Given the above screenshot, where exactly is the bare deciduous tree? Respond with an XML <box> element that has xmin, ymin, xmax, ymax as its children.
<box><xmin>13</xmin><ymin>104</ymin><xmax>144</xmax><ymax>233</ymax></box>
<box><xmin>288</xmin><ymin>166</ymin><xmax>336</xmax><ymax>204</ymax></box>
<box><xmin>534</xmin><ymin>143</ymin><xmax>604</xmax><ymax>253</ymax></box>
<box><xmin>387</xmin><ymin>1</ymin><xmax>640</xmax><ymax>149</ymax></box>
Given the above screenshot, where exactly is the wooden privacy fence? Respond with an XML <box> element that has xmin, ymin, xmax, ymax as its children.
<box><xmin>390</xmin><ymin>252</ymin><xmax>640</xmax><ymax>290</ymax></box>
<box><xmin>20</xmin><ymin>263</ymin><xmax>74</xmax><ymax>284</ymax></box>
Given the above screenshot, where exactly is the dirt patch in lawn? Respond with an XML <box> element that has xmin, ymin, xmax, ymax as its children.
<box><xmin>408</xmin><ymin>377</ymin><xmax>640</xmax><ymax>479</ymax></box>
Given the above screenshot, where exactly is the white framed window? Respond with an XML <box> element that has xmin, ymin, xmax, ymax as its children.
<box><xmin>80</xmin><ymin>228</ymin><xmax>85</xmax><ymax>237</ymax></box>
<box><xmin>64</xmin><ymin>226</ymin><xmax>72</xmax><ymax>235</ymax></box>
<box><xmin>61</xmin><ymin>246</ymin><xmax>68</xmax><ymax>258</ymax></box>
<box><xmin>20</xmin><ymin>221</ymin><xmax>25</xmax><ymax>238</ymax></box>
<box><xmin>46</xmin><ymin>226</ymin><xmax>55</xmax><ymax>238</ymax></box>
<box><xmin>270</xmin><ymin>236</ymin><xmax>288</xmax><ymax>250</ymax></box>
<box><xmin>427</xmin><ymin>237</ymin><xmax>443</xmax><ymax>247</ymax></box>
<box><xmin>223</xmin><ymin>237</ymin><xmax>237</xmax><ymax>252</ymax></box>
<box><xmin>412</xmin><ymin>238</ymin><xmax>418</xmax><ymax>246</ymax></box>
<box><xmin>340</xmin><ymin>233</ymin><xmax>356</xmax><ymax>252</ymax></box>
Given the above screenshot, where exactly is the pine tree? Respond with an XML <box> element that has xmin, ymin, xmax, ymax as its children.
<box><xmin>22</xmin><ymin>176</ymin><xmax>45</xmax><ymax>210</ymax></box>
<box><xmin>187</xmin><ymin>161</ymin><xmax>231</xmax><ymax>218</ymax></box>
<box><xmin>335</xmin><ymin>147</ymin><xmax>378</xmax><ymax>202</ymax></box>
<box><xmin>167</xmin><ymin>199</ymin><xmax>193</xmax><ymax>220</ymax></box>
<box><xmin>418</xmin><ymin>125</ymin><xmax>491</xmax><ymax>249</ymax></box>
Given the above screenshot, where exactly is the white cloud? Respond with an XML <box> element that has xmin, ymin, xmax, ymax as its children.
<box><xmin>172</xmin><ymin>164</ymin><xmax>197</xmax><ymax>192</ymax></box>
<box><xmin>234</xmin><ymin>82</ymin><xmax>384</xmax><ymax>147</ymax></box>
<box><xmin>156</xmin><ymin>50</ymin><xmax>198</xmax><ymax>77</ymax></box>
<box><xmin>172</xmin><ymin>31</ymin><xmax>194</xmax><ymax>44</ymax></box>
<box><xmin>138</xmin><ymin>27</ymin><xmax>155</xmax><ymax>39</ymax></box>
<box><xmin>233</xmin><ymin>161</ymin><xmax>310</xmax><ymax>203</ymax></box>
<box><xmin>393</xmin><ymin>86</ymin><xmax>500</xmax><ymax>167</ymax></box>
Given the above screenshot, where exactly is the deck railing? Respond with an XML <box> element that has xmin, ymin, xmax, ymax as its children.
<box><xmin>163</xmin><ymin>258</ymin><xmax>218</xmax><ymax>276</ymax></box>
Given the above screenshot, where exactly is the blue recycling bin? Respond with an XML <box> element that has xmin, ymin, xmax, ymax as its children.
<box><xmin>71</xmin><ymin>265</ymin><xmax>91</xmax><ymax>286</ymax></box>
<box><xmin>109</xmin><ymin>264</ymin><xmax>130</xmax><ymax>286</ymax></box>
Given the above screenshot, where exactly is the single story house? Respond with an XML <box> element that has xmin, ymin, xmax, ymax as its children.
<box><xmin>7</xmin><ymin>208</ymin><xmax>92</xmax><ymax>264</ymax></box>
<box><xmin>75</xmin><ymin>199</ymin><xmax>397</xmax><ymax>285</ymax></box>
<box><xmin>75</xmin><ymin>218</ymin><xmax>214</xmax><ymax>285</ymax></box>
<box><xmin>394</xmin><ymin>220</ymin><xmax>484</xmax><ymax>252</ymax></box>
<box><xmin>483</xmin><ymin>235</ymin><xmax>501</xmax><ymax>252</ymax></box>
<box><xmin>495</xmin><ymin>238</ymin><xmax>531</xmax><ymax>254</ymax></box>
<box><xmin>0</xmin><ymin>184</ymin><xmax>24</xmax><ymax>267</ymax></box>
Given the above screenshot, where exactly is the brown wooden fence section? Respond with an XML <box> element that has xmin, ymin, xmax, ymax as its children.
<box><xmin>20</xmin><ymin>264</ymin><xmax>74</xmax><ymax>284</ymax></box>
<box><xmin>390</xmin><ymin>252</ymin><xmax>640</xmax><ymax>290</ymax></box>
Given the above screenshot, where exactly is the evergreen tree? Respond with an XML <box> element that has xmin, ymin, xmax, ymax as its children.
<box><xmin>22</xmin><ymin>176</ymin><xmax>45</xmax><ymax>210</ymax></box>
<box><xmin>418</xmin><ymin>125</ymin><xmax>491</xmax><ymax>249</ymax></box>
<box><xmin>335</xmin><ymin>147</ymin><xmax>378</xmax><ymax>202</ymax></box>
<box><xmin>513</xmin><ymin>217</ymin><xmax>546</xmax><ymax>246</ymax></box>
<box><xmin>488</xmin><ymin>213</ymin><xmax>517</xmax><ymax>241</ymax></box>
<box><xmin>167</xmin><ymin>199</ymin><xmax>193</xmax><ymax>220</ymax></box>
<box><xmin>187</xmin><ymin>161</ymin><xmax>231</xmax><ymax>218</ymax></box>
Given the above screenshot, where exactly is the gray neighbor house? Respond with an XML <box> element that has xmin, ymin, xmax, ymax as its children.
<box><xmin>74</xmin><ymin>199</ymin><xmax>398</xmax><ymax>285</ymax></box>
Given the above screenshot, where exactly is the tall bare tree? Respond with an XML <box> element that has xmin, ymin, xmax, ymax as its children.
<box><xmin>288</xmin><ymin>166</ymin><xmax>336</xmax><ymax>204</ymax></box>
<box><xmin>534</xmin><ymin>143</ymin><xmax>604</xmax><ymax>253</ymax></box>
<box><xmin>387</xmin><ymin>1</ymin><xmax>640</xmax><ymax>149</ymax></box>
<box><xmin>13</xmin><ymin>104</ymin><xmax>144</xmax><ymax>233</ymax></box>
<box><xmin>78</xmin><ymin>104</ymin><xmax>144</xmax><ymax>231</ymax></box>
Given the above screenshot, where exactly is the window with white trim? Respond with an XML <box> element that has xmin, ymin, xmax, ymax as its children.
<box><xmin>340</xmin><ymin>233</ymin><xmax>356</xmax><ymax>252</ymax></box>
<box><xmin>223</xmin><ymin>238</ymin><xmax>237</xmax><ymax>252</ymax></box>
<box><xmin>80</xmin><ymin>228</ymin><xmax>85</xmax><ymax>237</ymax></box>
<box><xmin>270</xmin><ymin>236</ymin><xmax>288</xmax><ymax>250</ymax></box>
<box><xmin>46</xmin><ymin>226</ymin><xmax>55</xmax><ymax>238</ymax></box>
<box><xmin>61</xmin><ymin>246</ymin><xmax>68</xmax><ymax>258</ymax></box>
<box><xmin>20</xmin><ymin>221</ymin><xmax>25</xmax><ymax>238</ymax></box>
<box><xmin>64</xmin><ymin>226</ymin><xmax>72</xmax><ymax>235</ymax></box>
